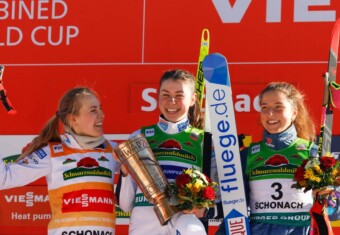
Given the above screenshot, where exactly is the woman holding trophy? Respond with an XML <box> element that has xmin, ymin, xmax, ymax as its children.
<box><xmin>115</xmin><ymin>69</ymin><xmax>217</xmax><ymax>235</ymax></box>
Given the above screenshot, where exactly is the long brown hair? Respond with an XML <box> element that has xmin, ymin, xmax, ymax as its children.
<box><xmin>19</xmin><ymin>87</ymin><xmax>99</xmax><ymax>160</ymax></box>
<box><xmin>160</xmin><ymin>69</ymin><xmax>204</xmax><ymax>129</ymax></box>
<box><xmin>259</xmin><ymin>82</ymin><xmax>316</xmax><ymax>141</ymax></box>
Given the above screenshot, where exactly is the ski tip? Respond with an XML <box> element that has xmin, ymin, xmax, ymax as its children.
<box><xmin>331</xmin><ymin>18</ymin><xmax>340</xmax><ymax>56</ymax></box>
<box><xmin>0</xmin><ymin>65</ymin><xmax>4</xmax><ymax>80</ymax></box>
<box><xmin>202</xmin><ymin>53</ymin><xmax>230</xmax><ymax>86</ymax></box>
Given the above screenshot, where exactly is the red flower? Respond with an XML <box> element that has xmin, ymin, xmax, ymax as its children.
<box><xmin>175</xmin><ymin>174</ymin><xmax>191</xmax><ymax>188</ymax></box>
<box><xmin>294</xmin><ymin>166</ymin><xmax>306</xmax><ymax>181</ymax></box>
<box><xmin>319</xmin><ymin>156</ymin><xmax>337</xmax><ymax>170</ymax></box>
<box><xmin>201</xmin><ymin>186</ymin><xmax>215</xmax><ymax>200</ymax></box>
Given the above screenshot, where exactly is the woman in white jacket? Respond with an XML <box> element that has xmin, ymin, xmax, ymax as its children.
<box><xmin>0</xmin><ymin>87</ymin><xmax>120</xmax><ymax>235</ymax></box>
<box><xmin>116</xmin><ymin>69</ymin><xmax>218</xmax><ymax>235</ymax></box>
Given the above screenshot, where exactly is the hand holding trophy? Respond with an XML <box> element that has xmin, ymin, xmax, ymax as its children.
<box><xmin>114</xmin><ymin>134</ymin><xmax>178</xmax><ymax>225</ymax></box>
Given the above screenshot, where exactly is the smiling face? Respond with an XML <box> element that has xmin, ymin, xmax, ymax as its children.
<box><xmin>68</xmin><ymin>94</ymin><xmax>104</xmax><ymax>137</ymax></box>
<box><xmin>260</xmin><ymin>90</ymin><xmax>297</xmax><ymax>134</ymax></box>
<box><xmin>158</xmin><ymin>79</ymin><xmax>196</xmax><ymax>123</ymax></box>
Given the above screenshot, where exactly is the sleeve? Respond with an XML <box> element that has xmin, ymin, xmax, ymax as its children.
<box><xmin>130</xmin><ymin>129</ymin><xmax>142</xmax><ymax>138</ymax></box>
<box><xmin>328</xmin><ymin>187</ymin><xmax>340</xmax><ymax>221</ymax></box>
<box><xmin>0</xmin><ymin>146</ymin><xmax>52</xmax><ymax>189</ymax></box>
<box><xmin>240</xmin><ymin>148</ymin><xmax>250</xmax><ymax>206</ymax></box>
<box><xmin>115</xmin><ymin>173</ymin><xmax>138</xmax><ymax>212</ymax></box>
<box><xmin>114</xmin><ymin>129</ymin><xmax>141</xmax><ymax>212</ymax></box>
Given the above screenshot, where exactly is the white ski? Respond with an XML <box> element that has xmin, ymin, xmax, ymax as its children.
<box><xmin>202</xmin><ymin>53</ymin><xmax>250</xmax><ymax>235</ymax></box>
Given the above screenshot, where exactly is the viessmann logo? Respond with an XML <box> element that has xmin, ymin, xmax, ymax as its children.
<box><xmin>5</xmin><ymin>192</ymin><xmax>49</xmax><ymax>207</ymax></box>
<box><xmin>63</xmin><ymin>157</ymin><xmax>112</xmax><ymax>180</ymax></box>
<box><xmin>213</xmin><ymin>0</ymin><xmax>336</xmax><ymax>23</ymax></box>
<box><xmin>62</xmin><ymin>189</ymin><xmax>114</xmax><ymax>213</ymax></box>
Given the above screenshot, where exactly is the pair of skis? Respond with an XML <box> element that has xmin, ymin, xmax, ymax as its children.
<box><xmin>0</xmin><ymin>65</ymin><xmax>17</xmax><ymax>115</ymax></box>
<box><xmin>195</xmin><ymin>29</ymin><xmax>213</xmax><ymax>233</ymax></box>
<box><xmin>311</xmin><ymin>18</ymin><xmax>340</xmax><ymax>235</ymax></box>
<box><xmin>195</xmin><ymin>29</ymin><xmax>212</xmax><ymax>180</ymax></box>
<box><xmin>318</xmin><ymin>18</ymin><xmax>340</xmax><ymax>157</ymax></box>
<box><xmin>195</xmin><ymin>29</ymin><xmax>250</xmax><ymax>235</ymax></box>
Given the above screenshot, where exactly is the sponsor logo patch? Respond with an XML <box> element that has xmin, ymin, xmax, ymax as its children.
<box><xmin>251</xmin><ymin>145</ymin><xmax>260</xmax><ymax>154</ymax></box>
<box><xmin>34</xmin><ymin>149</ymin><xmax>47</xmax><ymax>159</ymax></box>
<box><xmin>62</xmin><ymin>189</ymin><xmax>114</xmax><ymax>213</ymax></box>
<box><xmin>63</xmin><ymin>157</ymin><xmax>112</xmax><ymax>180</ymax></box>
<box><xmin>52</xmin><ymin>144</ymin><xmax>63</xmax><ymax>153</ymax></box>
<box><xmin>190</xmin><ymin>131</ymin><xmax>199</xmax><ymax>141</ymax></box>
<box><xmin>159</xmin><ymin>119</ymin><xmax>168</xmax><ymax>131</ymax></box>
<box><xmin>296</xmin><ymin>144</ymin><xmax>307</xmax><ymax>150</ymax></box>
<box><xmin>145</xmin><ymin>128</ymin><xmax>155</xmax><ymax>137</ymax></box>
<box><xmin>177</xmin><ymin>120</ymin><xmax>189</xmax><ymax>132</ymax></box>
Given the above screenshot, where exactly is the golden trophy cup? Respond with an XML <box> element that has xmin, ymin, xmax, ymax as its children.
<box><xmin>114</xmin><ymin>134</ymin><xmax>178</xmax><ymax>225</ymax></box>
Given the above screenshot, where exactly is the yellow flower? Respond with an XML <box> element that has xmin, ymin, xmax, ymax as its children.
<box><xmin>184</xmin><ymin>169</ymin><xmax>193</xmax><ymax>174</ymax></box>
<box><xmin>194</xmin><ymin>179</ymin><xmax>204</xmax><ymax>188</ymax></box>
<box><xmin>304</xmin><ymin>168</ymin><xmax>315</xmax><ymax>179</ymax></box>
<box><xmin>210</xmin><ymin>181</ymin><xmax>218</xmax><ymax>187</ymax></box>
<box><xmin>185</xmin><ymin>184</ymin><xmax>197</xmax><ymax>197</ymax></box>
<box><xmin>310</xmin><ymin>176</ymin><xmax>321</xmax><ymax>183</ymax></box>
<box><xmin>314</xmin><ymin>165</ymin><xmax>323</xmax><ymax>174</ymax></box>
<box><xmin>332</xmin><ymin>168</ymin><xmax>338</xmax><ymax>177</ymax></box>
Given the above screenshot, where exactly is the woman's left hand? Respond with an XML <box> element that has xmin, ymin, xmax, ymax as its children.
<box><xmin>182</xmin><ymin>207</ymin><xmax>207</xmax><ymax>218</ymax></box>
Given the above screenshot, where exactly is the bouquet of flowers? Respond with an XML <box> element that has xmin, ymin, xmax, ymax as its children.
<box><xmin>168</xmin><ymin>168</ymin><xmax>218</xmax><ymax>211</ymax></box>
<box><xmin>292</xmin><ymin>155</ymin><xmax>340</xmax><ymax>193</ymax></box>
<box><xmin>292</xmin><ymin>154</ymin><xmax>340</xmax><ymax>235</ymax></box>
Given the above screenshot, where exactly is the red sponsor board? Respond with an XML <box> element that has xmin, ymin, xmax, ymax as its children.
<box><xmin>0</xmin><ymin>186</ymin><xmax>51</xmax><ymax>234</ymax></box>
<box><xmin>0</xmin><ymin>182</ymin><xmax>130</xmax><ymax>235</ymax></box>
<box><xmin>62</xmin><ymin>189</ymin><xmax>115</xmax><ymax>213</ymax></box>
<box><xmin>1</xmin><ymin>0</ymin><xmax>340</xmax><ymax>234</ymax></box>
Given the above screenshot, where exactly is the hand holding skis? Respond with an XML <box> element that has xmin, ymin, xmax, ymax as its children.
<box><xmin>0</xmin><ymin>65</ymin><xmax>17</xmax><ymax>115</ymax></box>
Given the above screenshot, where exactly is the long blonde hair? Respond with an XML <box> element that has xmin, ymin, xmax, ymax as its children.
<box><xmin>19</xmin><ymin>87</ymin><xmax>99</xmax><ymax>160</ymax></box>
<box><xmin>259</xmin><ymin>82</ymin><xmax>316</xmax><ymax>141</ymax></box>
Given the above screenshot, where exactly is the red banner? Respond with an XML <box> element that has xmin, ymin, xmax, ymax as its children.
<box><xmin>1</xmin><ymin>0</ymin><xmax>340</xmax><ymax>234</ymax></box>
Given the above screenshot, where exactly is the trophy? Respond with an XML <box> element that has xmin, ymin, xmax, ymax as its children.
<box><xmin>114</xmin><ymin>134</ymin><xmax>178</xmax><ymax>225</ymax></box>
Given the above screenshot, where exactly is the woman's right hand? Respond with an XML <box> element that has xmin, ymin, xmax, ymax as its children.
<box><xmin>120</xmin><ymin>164</ymin><xmax>129</xmax><ymax>177</ymax></box>
<box><xmin>312</xmin><ymin>187</ymin><xmax>334</xmax><ymax>197</ymax></box>
<box><xmin>112</xmin><ymin>150</ymin><xmax>129</xmax><ymax>177</ymax></box>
